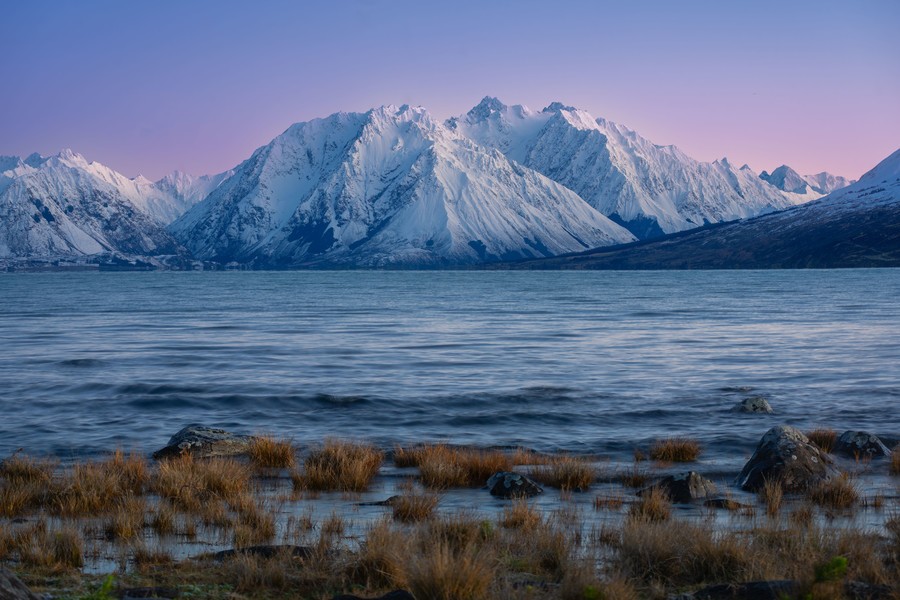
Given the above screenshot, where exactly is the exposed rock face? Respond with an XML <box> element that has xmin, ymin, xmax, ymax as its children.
<box><xmin>733</xmin><ymin>397</ymin><xmax>774</xmax><ymax>414</ymax></box>
<box><xmin>152</xmin><ymin>425</ymin><xmax>254</xmax><ymax>460</ymax></box>
<box><xmin>736</xmin><ymin>425</ymin><xmax>837</xmax><ymax>492</ymax></box>
<box><xmin>833</xmin><ymin>431</ymin><xmax>892</xmax><ymax>459</ymax></box>
<box><xmin>0</xmin><ymin>568</ymin><xmax>41</xmax><ymax>600</ymax></box>
<box><xmin>639</xmin><ymin>471</ymin><xmax>717</xmax><ymax>503</ymax></box>
<box><xmin>486</xmin><ymin>471</ymin><xmax>543</xmax><ymax>498</ymax></box>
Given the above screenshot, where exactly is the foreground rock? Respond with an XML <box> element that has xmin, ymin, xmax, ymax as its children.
<box><xmin>487</xmin><ymin>471</ymin><xmax>543</xmax><ymax>498</ymax></box>
<box><xmin>639</xmin><ymin>471</ymin><xmax>717</xmax><ymax>503</ymax></box>
<box><xmin>686</xmin><ymin>580</ymin><xmax>799</xmax><ymax>600</ymax></box>
<box><xmin>736</xmin><ymin>425</ymin><xmax>837</xmax><ymax>492</ymax></box>
<box><xmin>833</xmin><ymin>431</ymin><xmax>892</xmax><ymax>459</ymax></box>
<box><xmin>200</xmin><ymin>545</ymin><xmax>314</xmax><ymax>561</ymax></box>
<box><xmin>0</xmin><ymin>568</ymin><xmax>40</xmax><ymax>600</ymax></box>
<box><xmin>152</xmin><ymin>425</ymin><xmax>254</xmax><ymax>460</ymax></box>
<box><xmin>733</xmin><ymin>397</ymin><xmax>774</xmax><ymax>414</ymax></box>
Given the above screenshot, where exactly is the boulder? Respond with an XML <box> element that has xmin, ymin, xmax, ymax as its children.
<box><xmin>736</xmin><ymin>425</ymin><xmax>837</xmax><ymax>492</ymax></box>
<box><xmin>486</xmin><ymin>471</ymin><xmax>543</xmax><ymax>498</ymax></box>
<box><xmin>638</xmin><ymin>471</ymin><xmax>717</xmax><ymax>503</ymax></box>
<box><xmin>201</xmin><ymin>545</ymin><xmax>314</xmax><ymax>562</ymax></box>
<box><xmin>833</xmin><ymin>431</ymin><xmax>892</xmax><ymax>459</ymax></box>
<box><xmin>689</xmin><ymin>580</ymin><xmax>799</xmax><ymax>600</ymax></box>
<box><xmin>152</xmin><ymin>425</ymin><xmax>254</xmax><ymax>460</ymax></box>
<box><xmin>0</xmin><ymin>568</ymin><xmax>41</xmax><ymax>600</ymax></box>
<box><xmin>733</xmin><ymin>397</ymin><xmax>773</xmax><ymax>414</ymax></box>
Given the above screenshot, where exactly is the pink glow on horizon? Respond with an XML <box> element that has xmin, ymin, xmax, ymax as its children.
<box><xmin>1</xmin><ymin>0</ymin><xmax>897</xmax><ymax>181</ymax></box>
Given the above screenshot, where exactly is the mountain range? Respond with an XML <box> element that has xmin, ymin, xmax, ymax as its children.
<box><xmin>1</xmin><ymin>97</ymin><xmax>887</xmax><ymax>268</ymax></box>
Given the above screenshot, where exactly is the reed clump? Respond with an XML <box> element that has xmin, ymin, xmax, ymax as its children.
<box><xmin>152</xmin><ymin>454</ymin><xmax>251</xmax><ymax>512</ymax></box>
<box><xmin>649</xmin><ymin>437</ymin><xmax>702</xmax><ymax>462</ymax></box>
<box><xmin>248</xmin><ymin>435</ymin><xmax>296</xmax><ymax>469</ymax></box>
<box><xmin>759</xmin><ymin>477</ymin><xmax>784</xmax><ymax>517</ymax></box>
<box><xmin>293</xmin><ymin>440</ymin><xmax>383</xmax><ymax>492</ymax></box>
<box><xmin>808</xmin><ymin>475</ymin><xmax>859</xmax><ymax>510</ymax></box>
<box><xmin>806</xmin><ymin>428</ymin><xmax>838</xmax><ymax>453</ymax></box>
<box><xmin>628</xmin><ymin>486</ymin><xmax>671</xmax><ymax>523</ymax></box>
<box><xmin>14</xmin><ymin>522</ymin><xmax>84</xmax><ymax>570</ymax></box>
<box><xmin>404</xmin><ymin>541</ymin><xmax>492</xmax><ymax>600</ymax></box>
<box><xmin>391</xmin><ymin>493</ymin><xmax>439</xmax><ymax>523</ymax></box>
<box><xmin>104</xmin><ymin>496</ymin><xmax>147</xmax><ymax>540</ymax></box>
<box><xmin>414</xmin><ymin>445</ymin><xmax>512</xmax><ymax>489</ymax></box>
<box><xmin>499</xmin><ymin>499</ymin><xmax>542</xmax><ymax>531</ymax></box>
<box><xmin>530</xmin><ymin>455</ymin><xmax>596</xmax><ymax>490</ymax></box>
<box><xmin>0</xmin><ymin>453</ymin><xmax>56</xmax><ymax>485</ymax></box>
<box><xmin>593</xmin><ymin>493</ymin><xmax>625</xmax><ymax>511</ymax></box>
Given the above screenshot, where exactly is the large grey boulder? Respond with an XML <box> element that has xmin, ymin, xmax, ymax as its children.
<box><xmin>833</xmin><ymin>431</ymin><xmax>892</xmax><ymax>459</ymax></box>
<box><xmin>736</xmin><ymin>425</ymin><xmax>837</xmax><ymax>492</ymax></box>
<box><xmin>0</xmin><ymin>568</ymin><xmax>41</xmax><ymax>600</ymax></box>
<box><xmin>486</xmin><ymin>471</ymin><xmax>543</xmax><ymax>498</ymax></box>
<box><xmin>639</xmin><ymin>471</ymin><xmax>717</xmax><ymax>503</ymax></box>
<box><xmin>733</xmin><ymin>397</ymin><xmax>774</xmax><ymax>414</ymax></box>
<box><xmin>152</xmin><ymin>425</ymin><xmax>254</xmax><ymax>460</ymax></box>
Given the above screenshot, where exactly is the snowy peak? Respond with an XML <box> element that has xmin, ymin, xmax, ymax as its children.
<box><xmin>170</xmin><ymin>105</ymin><xmax>635</xmax><ymax>267</ymax></box>
<box><xmin>760</xmin><ymin>164</ymin><xmax>853</xmax><ymax>198</ymax></box>
<box><xmin>454</xmin><ymin>97</ymin><xmax>798</xmax><ymax>239</ymax></box>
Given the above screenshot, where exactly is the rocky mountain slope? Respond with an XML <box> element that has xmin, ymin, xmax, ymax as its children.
<box><xmin>760</xmin><ymin>165</ymin><xmax>854</xmax><ymax>201</ymax></box>
<box><xmin>507</xmin><ymin>148</ymin><xmax>900</xmax><ymax>269</ymax></box>
<box><xmin>169</xmin><ymin>105</ymin><xmax>635</xmax><ymax>267</ymax></box>
<box><xmin>450</xmin><ymin>97</ymin><xmax>824</xmax><ymax>239</ymax></box>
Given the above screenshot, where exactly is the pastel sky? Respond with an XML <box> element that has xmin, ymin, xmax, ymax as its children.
<box><xmin>2</xmin><ymin>0</ymin><xmax>898</xmax><ymax>181</ymax></box>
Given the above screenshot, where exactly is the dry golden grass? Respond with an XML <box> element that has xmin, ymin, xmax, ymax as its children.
<box><xmin>0</xmin><ymin>453</ymin><xmax>56</xmax><ymax>484</ymax></box>
<box><xmin>294</xmin><ymin>440</ymin><xmax>383</xmax><ymax>492</ymax></box>
<box><xmin>530</xmin><ymin>455</ymin><xmax>595</xmax><ymax>490</ymax></box>
<box><xmin>416</xmin><ymin>445</ymin><xmax>512</xmax><ymax>489</ymax></box>
<box><xmin>391</xmin><ymin>493</ymin><xmax>439</xmax><ymax>523</ymax></box>
<box><xmin>104</xmin><ymin>496</ymin><xmax>147</xmax><ymax>540</ymax></box>
<box><xmin>352</xmin><ymin>518</ymin><xmax>409</xmax><ymax>589</ymax></box>
<box><xmin>152</xmin><ymin>454</ymin><xmax>250</xmax><ymax>511</ymax></box>
<box><xmin>132</xmin><ymin>543</ymin><xmax>174</xmax><ymax>572</ymax></box>
<box><xmin>759</xmin><ymin>477</ymin><xmax>784</xmax><ymax>517</ymax></box>
<box><xmin>790</xmin><ymin>503</ymin><xmax>815</xmax><ymax>528</ymax></box>
<box><xmin>619</xmin><ymin>465</ymin><xmax>650</xmax><ymax>488</ymax></box>
<box><xmin>593</xmin><ymin>493</ymin><xmax>625</xmax><ymax>511</ymax></box>
<box><xmin>499</xmin><ymin>499</ymin><xmax>542</xmax><ymax>531</ymax></box>
<box><xmin>628</xmin><ymin>486</ymin><xmax>671</xmax><ymax>523</ymax></box>
<box><xmin>649</xmin><ymin>437</ymin><xmax>702</xmax><ymax>462</ymax></box>
<box><xmin>14</xmin><ymin>522</ymin><xmax>84</xmax><ymax>570</ymax></box>
<box><xmin>405</xmin><ymin>541</ymin><xmax>492</xmax><ymax>600</ymax></box>
<box><xmin>808</xmin><ymin>475</ymin><xmax>859</xmax><ymax>510</ymax></box>
<box><xmin>392</xmin><ymin>444</ymin><xmax>422</xmax><ymax>468</ymax></box>
<box><xmin>806</xmin><ymin>428</ymin><xmax>838</xmax><ymax>453</ymax></box>
<box><xmin>150</xmin><ymin>503</ymin><xmax>178</xmax><ymax>535</ymax></box>
<box><xmin>248</xmin><ymin>435</ymin><xmax>296</xmax><ymax>469</ymax></box>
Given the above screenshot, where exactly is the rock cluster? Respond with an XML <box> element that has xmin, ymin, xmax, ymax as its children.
<box><xmin>736</xmin><ymin>425</ymin><xmax>837</xmax><ymax>492</ymax></box>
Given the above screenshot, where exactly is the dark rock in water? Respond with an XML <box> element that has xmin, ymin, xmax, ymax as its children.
<box><xmin>844</xmin><ymin>580</ymin><xmax>894</xmax><ymax>600</ymax></box>
<box><xmin>638</xmin><ymin>471</ymin><xmax>717</xmax><ymax>503</ymax></box>
<box><xmin>119</xmin><ymin>586</ymin><xmax>180</xmax><ymax>599</ymax></box>
<box><xmin>356</xmin><ymin>495</ymin><xmax>402</xmax><ymax>507</ymax></box>
<box><xmin>733</xmin><ymin>397</ymin><xmax>773</xmax><ymax>414</ymax></box>
<box><xmin>332</xmin><ymin>592</ymin><xmax>415</xmax><ymax>600</ymax></box>
<box><xmin>0</xmin><ymin>568</ymin><xmax>41</xmax><ymax>600</ymax></box>
<box><xmin>487</xmin><ymin>471</ymin><xmax>543</xmax><ymax>498</ymax></box>
<box><xmin>199</xmin><ymin>545</ymin><xmax>314</xmax><ymax>562</ymax></box>
<box><xmin>152</xmin><ymin>425</ymin><xmax>254</xmax><ymax>460</ymax></box>
<box><xmin>688</xmin><ymin>580</ymin><xmax>799</xmax><ymax>599</ymax></box>
<box><xmin>833</xmin><ymin>431</ymin><xmax>892</xmax><ymax>459</ymax></box>
<box><xmin>736</xmin><ymin>425</ymin><xmax>837</xmax><ymax>492</ymax></box>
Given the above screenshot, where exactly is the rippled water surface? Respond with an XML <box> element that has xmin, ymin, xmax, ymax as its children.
<box><xmin>1</xmin><ymin>270</ymin><xmax>898</xmax><ymax>463</ymax></box>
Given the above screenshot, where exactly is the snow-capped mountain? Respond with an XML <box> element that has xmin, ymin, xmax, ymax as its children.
<box><xmin>517</xmin><ymin>148</ymin><xmax>900</xmax><ymax>269</ymax></box>
<box><xmin>151</xmin><ymin>170</ymin><xmax>234</xmax><ymax>223</ymax></box>
<box><xmin>760</xmin><ymin>165</ymin><xmax>853</xmax><ymax>201</ymax></box>
<box><xmin>449</xmin><ymin>97</ymin><xmax>804</xmax><ymax>239</ymax></box>
<box><xmin>170</xmin><ymin>104</ymin><xmax>635</xmax><ymax>267</ymax></box>
<box><xmin>0</xmin><ymin>151</ymin><xmax>182</xmax><ymax>258</ymax></box>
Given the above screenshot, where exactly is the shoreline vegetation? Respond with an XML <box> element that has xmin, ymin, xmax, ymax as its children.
<box><xmin>0</xmin><ymin>427</ymin><xmax>898</xmax><ymax>600</ymax></box>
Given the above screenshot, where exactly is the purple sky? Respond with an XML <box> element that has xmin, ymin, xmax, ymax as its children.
<box><xmin>2</xmin><ymin>0</ymin><xmax>898</xmax><ymax>181</ymax></box>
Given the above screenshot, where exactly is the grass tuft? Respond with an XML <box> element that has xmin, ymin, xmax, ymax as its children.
<box><xmin>392</xmin><ymin>493</ymin><xmax>439</xmax><ymax>523</ymax></box>
<box><xmin>293</xmin><ymin>440</ymin><xmax>383</xmax><ymax>492</ymax></box>
<box><xmin>759</xmin><ymin>477</ymin><xmax>784</xmax><ymax>517</ymax></box>
<box><xmin>248</xmin><ymin>436</ymin><xmax>296</xmax><ymax>469</ymax></box>
<box><xmin>405</xmin><ymin>541</ymin><xmax>492</xmax><ymax>600</ymax></box>
<box><xmin>628</xmin><ymin>486</ymin><xmax>671</xmax><ymax>523</ymax></box>
<box><xmin>415</xmin><ymin>445</ymin><xmax>512</xmax><ymax>489</ymax></box>
<box><xmin>530</xmin><ymin>455</ymin><xmax>595</xmax><ymax>490</ymax></box>
<box><xmin>808</xmin><ymin>475</ymin><xmax>859</xmax><ymax>510</ymax></box>
<box><xmin>500</xmin><ymin>499</ymin><xmax>542</xmax><ymax>531</ymax></box>
<box><xmin>649</xmin><ymin>437</ymin><xmax>702</xmax><ymax>462</ymax></box>
<box><xmin>806</xmin><ymin>429</ymin><xmax>838</xmax><ymax>453</ymax></box>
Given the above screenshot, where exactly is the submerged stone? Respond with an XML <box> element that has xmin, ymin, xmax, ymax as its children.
<box><xmin>0</xmin><ymin>568</ymin><xmax>41</xmax><ymax>600</ymax></box>
<box><xmin>486</xmin><ymin>471</ymin><xmax>543</xmax><ymax>498</ymax></box>
<box><xmin>639</xmin><ymin>471</ymin><xmax>717</xmax><ymax>503</ymax></box>
<box><xmin>733</xmin><ymin>397</ymin><xmax>774</xmax><ymax>414</ymax></box>
<box><xmin>833</xmin><ymin>431</ymin><xmax>892</xmax><ymax>459</ymax></box>
<box><xmin>736</xmin><ymin>425</ymin><xmax>837</xmax><ymax>492</ymax></box>
<box><xmin>152</xmin><ymin>425</ymin><xmax>254</xmax><ymax>460</ymax></box>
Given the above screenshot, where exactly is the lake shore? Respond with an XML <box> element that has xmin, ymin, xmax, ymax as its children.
<box><xmin>1</xmin><ymin>427</ymin><xmax>898</xmax><ymax>600</ymax></box>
